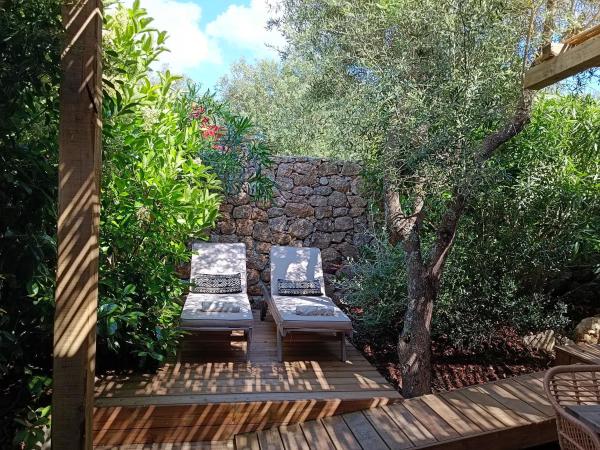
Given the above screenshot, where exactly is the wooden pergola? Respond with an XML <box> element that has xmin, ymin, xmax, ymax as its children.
<box><xmin>51</xmin><ymin>1</ymin><xmax>600</xmax><ymax>448</ymax></box>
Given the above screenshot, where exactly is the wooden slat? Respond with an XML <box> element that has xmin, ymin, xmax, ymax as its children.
<box><xmin>257</xmin><ymin>427</ymin><xmax>284</xmax><ymax>450</ymax></box>
<box><xmin>363</xmin><ymin>407</ymin><xmax>413</xmax><ymax>449</ymax></box>
<box><xmin>419</xmin><ymin>394</ymin><xmax>482</xmax><ymax>436</ymax></box>
<box><xmin>524</xmin><ymin>34</ymin><xmax>600</xmax><ymax>89</ymax></box>
<box><xmin>342</xmin><ymin>411</ymin><xmax>388</xmax><ymax>450</ymax></box>
<box><xmin>495</xmin><ymin>379</ymin><xmax>554</xmax><ymax>417</ymax></box>
<box><xmin>382</xmin><ymin>403</ymin><xmax>436</xmax><ymax>446</ymax></box>
<box><xmin>53</xmin><ymin>1</ymin><xmax>103</xmax><ymax>449</ymax></box>
<box><xmin>457</xmin><ymin>387</ymin><xmax>529</xmax><ymax>427</ymax></box>
<box><xmin>440</xmin><ymin>391</ymin><xmax>504</xmax><ymax>431</ymax></box>
<box><xmin>321</xmin><ymin>416</ymin><xmax>362</xmax><ymax>450</ymax></box>
<box><xmin>234</xmin><ymin>433</ymin><xmax>260</xmax><ymax>450</ymax></box>
<box><xmin>403</xmin><ymin>398</ymin><xmax>460</xmax><ymax>441</ymax></box>
<box><xmin>300</xmin><ymin>420</ymin><xmax>336</xmax><ymax>450</ymax></box>
<box><xmin>278</xmin><ymin>424</ymin><xmax>310</xmax><ymax>450</ymax></box>
<box><xmin>474</xmin><ymin>382</ymin><xmax>547</xmax><ymax>423</ymax></box>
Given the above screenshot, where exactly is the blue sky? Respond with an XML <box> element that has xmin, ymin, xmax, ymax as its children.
<box><xmin>136</xmin><ymin>0</ymin><xmax>283</xmax><ymax>90</ymax></box>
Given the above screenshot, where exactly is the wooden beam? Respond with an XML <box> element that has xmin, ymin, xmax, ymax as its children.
<box><xmin>524</xmin><ymin>34</ymin><xmax>600</xmax><ymax>89</ymax></box>
<box><xmin>52</xmin><ymin>0</ymin><xmax>102</xmax><ymax>449</ymax></box>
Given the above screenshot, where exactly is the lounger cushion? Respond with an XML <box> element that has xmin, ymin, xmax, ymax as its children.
<box><xmin>181</xmin><ymin>293</ymin><xmax>252</xmax><ymax>329</ymax></box>
<box><xmin>270</xmin><ymin>295</ymin><xmax>353</xmax><ymax>331</ymax></box>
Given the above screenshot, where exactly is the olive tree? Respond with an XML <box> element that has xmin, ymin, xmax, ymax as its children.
<box><xmin>273</xmin><ymin>0</ymin><xmax>599</xmax><ymax>396</ymax></box>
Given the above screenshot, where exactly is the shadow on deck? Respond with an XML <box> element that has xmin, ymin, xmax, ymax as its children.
<box><xmin>93</xmin><ymin>311</ymin><xmax>402</xmax><ymax>446</ymax></box>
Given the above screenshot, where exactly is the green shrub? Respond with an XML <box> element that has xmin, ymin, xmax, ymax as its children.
<box><xmin>343</xmin><ymin>95</ymin><xmax>599</xmax><ymax>349</ymax></box>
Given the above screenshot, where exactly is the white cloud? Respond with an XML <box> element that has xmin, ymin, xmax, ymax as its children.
<box><xmin>128</xmin><ymin>0</ymin><xmax>223</xmax><ymax>72</ymax></box>
<box><xmin>206</xmin><ymin>0</ymin><xmax>285</xmax><ymax>57</ymax></box>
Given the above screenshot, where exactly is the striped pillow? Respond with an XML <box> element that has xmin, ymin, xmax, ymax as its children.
<box><xmin>191</xmin><ymin>273</ymin><xmax>242</xmax><ymax>294</ymax></box>
<box><xmin>277</xmin><ymin>279</ymin><xmax>322</xmax><ymax>296</ymax></box>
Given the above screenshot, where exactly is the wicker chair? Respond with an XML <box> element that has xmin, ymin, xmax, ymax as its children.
<box><xmin>544</xmin><ymin>365</ymin><xmax>600</xmax><ymax>450</ymax></box>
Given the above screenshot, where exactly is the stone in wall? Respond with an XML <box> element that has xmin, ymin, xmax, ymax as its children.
<box><xmin>209</xmin><ymin>156</ymin><xmax>371</xmax><ymax>305</ymax></box>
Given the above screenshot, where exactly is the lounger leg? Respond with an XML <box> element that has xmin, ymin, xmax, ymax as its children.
<box><xmin>277</xmin><ymin>329</ymin><xmax>283</xmax><ymax>362</ymax></box>
<box><xmin>339</xmin><ymin>332</ymin><xmax>347</xmax><ymax>362</ymax></box>
<box><xmin>246</xmin><ymin>328</ymin><xmax>252</xmax><ymax>361</ymax></box>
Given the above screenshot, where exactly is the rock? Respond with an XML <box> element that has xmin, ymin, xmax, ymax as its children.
<box><xmin>319</xmin><ymin>177</ymin><xmax>329</xmax><ymax>185</ymax></box>
<box><xmin>335</xmin><ymin>216</ymin><xmax>354</xmax><ymax>231</ymax></box>
<box><xmin>331</xmin><ymin>232</ymin><xmax>346</xmax><ymax>243</ymax></box>
<box><xmin>314</xmin><ymin>206</ymin><xmax>333</xmax><ymax>219</ymax></box>
<box><xmin>318</xmin><ymin>162</ymin><xmax>339</xmax><ymax>176</ymax></box>
<box><xmin>292</xmin><ymin>186</ymin><xmax>313</xmax><ymax>196</ymax></box>
<box><xmin>261</xmin><ymin>270</ymin><xmax>271</xmax><ymax>283</ymax></box>
<box><xmin>269</xmin><ymin>216</ymin><xmax>288</xmax><ymax>233</ymax></box>
<box><xmin>276</xmin><ymin>176</ymin><xmax>294</xmax><ymax>191</ymax></box>
<box><xmin>316</xmin><ymin>219</ymin><xmax>335</xmax><ymax>233</ymax></box>
<box><xmin>329</xmin><ymin>175</ymin><xmax>350</xmax><ymax>192</ymax></box>
<box><xmin>248</xmin><ymin>283</ymin><xmax>262</xmax><ymax>296</ymax></box>
<box><xmin>284</xmin><ymin>202</ymin><xmax>314</xmax><ymax>218</ymax></box>
<box><xmin>272</xmin><ymin>196</ymin><xmax>286</xmax><ymax>207</ymax></box>
<box><xmin>351</xmin><ymin>178</ymin><xmax>363</xmax><ymax>195</ymax></box>
<box><xmin>309</xmin><ymin>195</ymin><xmax>328</xmax><ymax>207</ymax></box>
<box><xmin>218</xmin><ymin>221</ymin><xmax>235</xmax><ymax>235</ymax></box>
<box><xmin>218</xmin><ymin>234</ymin><xmax>238</xmax><ymax>243</ymax></box>
<box><xmin>256</xmin><ymin>241</ymin><xmax>271</xmax><ymax>254</ymax></box>
<box><xmin>321</xmin><ymin>247</ymin><xmax>341</xmax><ymax>261</ymax></box>
<box><xmin>575</xmin><ymin>316</ymin><xmax>600</xmax><ymax>344</ymax></box>
<box><xmin>341</xmin><ymin>162</ymin><xmax>361</xmax><ymax>176</ymax></box>
<box><xmin>292</xmin><ymin>174</ymin><xmax>318</xmax><ymax>186</ymax></box>
<box><xmin>267</xmin><ymin>207</ymin><xmax>285</xmax><ymax>218</ymax></box>
<box><xmin>232</xmin><ymin>205</ymin><xmax>253</xmax><ymax>219</ymax></box>
<box><xmin>236</xmin><ymin>219</ymin><xmax>254</xmax><ymax>236</ymax></box>
<box><xmin>253</xmin><ymin>223</ymin><xmax>271</xmax><ymax>242</ymax></box>
<box><xmin>333</xmin><ymin>207</ymin><xmax>349</xmax><ymax>217</ymax></box>
<box><xmin>219</xmin><ymin>203</ymin><xmax>233</xmax><ymax>214</ymax></box>
<box><xmin>310</xmin><ymin>232</ymin><xmax>332</xmax><ymax>249</ymax></box>
<box><xmin>272</xmin><ymin>232</ymin><xmax>291</xmax><ymax>245</ymax></box>
<box><xmin>289</xmin><ymin>219</ymin><xmax>313</xmax><ymax>239</ymax></box>
<box><xmin>252</xmin><ymin>209</ymin><xmax>268</xmax><ymax>221</ymax></box>
<box><xmin>230</xmin><ymin>191</ymin><xmax>251</xmax><ymax>206</ymax></box>
<box><xmin>337</xmin><ymin>242</ymin><xmax>359</xmax><ymax>259</ymax></box>
<box><xmin>328</xmin><ymin>191</ymin><xmax>347</xmax><ymax>207</ymax></box>
<box><xmin>314</xmin><ymin>186</ymin><xmax>333</xmax><ymax>196</ymax></box>
<box><xmin>350</xmin><ymin>207</ymin><xmax>365</xmax><ymax>218</ymax></box>
<box><xmin>276</xmin><ymin>163</ymin><xmax>293</xmax><ymax>178</ymax></box>
<box><xmin>247</xmin><ymin>254</ymin><xmax>268</xmax><ymax>271</ymax></box>
<box><xmin>348</xmin><ymin>195</ymin><xmax>367</xmax><ymax>208</ymax></box>
<box><xmin>293</xmin><ymin>161</ymin><xmax>314</xmax><ymax>175</ymax></box>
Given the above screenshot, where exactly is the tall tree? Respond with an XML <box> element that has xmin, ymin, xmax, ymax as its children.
<box><xmin>273</xmin><ymin>0</ymin><xmax>599</xmax><ymax>396</ymax></box>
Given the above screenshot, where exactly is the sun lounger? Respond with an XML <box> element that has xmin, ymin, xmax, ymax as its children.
<box><xmin>264</xmin><ymin>245</ymin><xmax>353</xmax><ymax>362</ymax></box>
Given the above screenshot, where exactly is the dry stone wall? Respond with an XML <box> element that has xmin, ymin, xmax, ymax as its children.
<box><xmin>210</xmin><ymin>156</ymin><xmax>371</xmax><ymax>304</ymax></box>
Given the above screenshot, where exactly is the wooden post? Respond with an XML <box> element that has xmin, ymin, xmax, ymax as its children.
<box><xmin>52</xmin><ymin>1</ymin><xmax>102</xmax><ymax>449</ymax></box>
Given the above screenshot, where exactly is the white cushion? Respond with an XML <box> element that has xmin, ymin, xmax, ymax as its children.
<box><xmin>191</xmin><ymin>242</ymin><xmax>247</xmax><ymax>292</ymax></box>
<box><xmin>270</xmin><ymin>246</ymin><xmax>326</xmax><ymax>296</ymax></box>
<box><xmin>181</xmin><ymin>293</ymin><xmax>252</xmax><ymax>329</ymax></box>
<box><xmin>270</xmin><ymin>295</ymin><xmax>353</xmax><ymax>331</ymax></box>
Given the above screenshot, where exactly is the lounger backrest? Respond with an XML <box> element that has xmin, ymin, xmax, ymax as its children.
<box><xmin>191</xmin><ymin>242</ymin><xmax>247</xmax><ymax>293</ymax></box>
<box><xmin>270</xmin><ymin>246</ymin><xmax>326</xmax><ymax>296</ymax></box>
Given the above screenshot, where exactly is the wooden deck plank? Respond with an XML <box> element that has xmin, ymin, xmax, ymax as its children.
<box><xmin>363</xmin><ymin>406</ymin><xmax>414</xmax><ymax>449</ymax></box>
<box><xmin>419</xmin><ymin>394</ymin><xmax>482</xmax><ymax>436</ymax></box>
<box><xmin>382</xmin><ymin>403</ymin><xmax>437</xmax><ymax>446</ymax></box>
<box><xmin>234</xmin><ymin>433</ymin><xmax>260</xmax><ymax>450</ymax></box>
<box><xmin>321</xmin><ymin>416</ymin><xmax>362</xmax><ymax>450</ymax></box>
<box><xmin>457</xmin><ymin>386</ymin><xmax>529</xmax><ymax>427</ymax></box>
<box><xmin>342</xmin><ymin>411</ymin><xmax>389</xmax><ymax>450</ymax></box>
<box><xmin>278</xmin><ymin>424</ymin><xmax>310</xmax><ymax>450</ymax></box>
<box><xmin>257</xmin><ymin>427</ymin><xmax>284</xmax><ymax>450</ymax></box>
<box><xmin>403</xmin><ymin>398</ymin><xmax>460</xmax><ymax>441</ymax></box>
<box><xmin>94</xmin><ymin>442</ymin><xmax>234</xmax><ymax>449</ymax></box>
<box><xmin>494</xmin><ymin>379</ymin><xmax>554</xmax><ymax>417</ymax></box>
<box><xmin>300</xmin><ymin>420</ymin><xmax>336</xmax><ymax>450</ymax></box>
<box><xmin>440</xmin><ymin>390</ymin><xmax>505</xmax><ymax>431</ymax></box>
<box><xmin>477</xmin><ymin>382</ymin><xmax>548</xmax><ymax>423</ymax></box>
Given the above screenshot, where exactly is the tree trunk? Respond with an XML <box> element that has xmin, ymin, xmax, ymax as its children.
<box><xmin>398</xmin><ymin>261</ymin><xmax>435</xmax><ymax>397</ymax></box>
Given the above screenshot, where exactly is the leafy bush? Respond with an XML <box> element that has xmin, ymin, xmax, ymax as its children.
<box><xmin>98</xmin><ymin>2</ymin><xmax>272</xmax><ymax>369</ymax></box>
<box><xmin>0</xmin><ymin>0</ymin><xmax>61</xmax><ymax>446</ymax></box>
<box><xmin>343</xmin><ymin>95</ymin><xmax>599</xmax><ymax>349</ymax></box>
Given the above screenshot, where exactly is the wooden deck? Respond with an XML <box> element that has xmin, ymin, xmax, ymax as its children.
<box><xmin>93</xmin><ymin>311</ymin><xmax>401</xmax><ymax>446</ymax></box>
<box><xmin>234</xmin><ymin>371</ymin><xmax>558</xmax><ymax>450</ymax></box>
<box><xmin>555</xmin><ymin>342</ymin><xmax>600</xmax><ymax>365</ymax></box>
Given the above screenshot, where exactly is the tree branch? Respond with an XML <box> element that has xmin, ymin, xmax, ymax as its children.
<box><xmin>428</xmin><ymin>90</ymin><xmax>535</xmax><ymax>280</ymax></box>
